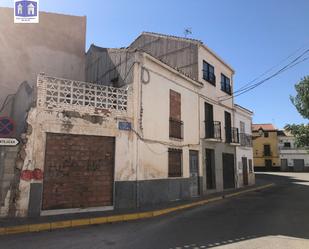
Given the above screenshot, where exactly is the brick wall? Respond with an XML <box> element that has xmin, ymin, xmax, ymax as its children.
<box><xmin>42</xmin><ymin>133</ymin><xmax>115</xmax><ymax>210</ymax></box>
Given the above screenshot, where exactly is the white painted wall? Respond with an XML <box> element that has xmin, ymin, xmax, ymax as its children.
<box><xmin>234</xmin><ymin>105</ymin><xmax>255</xmax><ymax>187</ymax></box>
<box><xmin>137</xmin><ymin>54</ymin><xmax>201</xmax><ymax>180</ymax></box>
<box><xmin>278</xmin><ymin>136</ymin><xmax>309</xmax><ymax>168</ymax></box>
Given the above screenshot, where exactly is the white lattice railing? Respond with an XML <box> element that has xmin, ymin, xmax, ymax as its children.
<box><xmin>37</xmin><ymin>74</ymin><xmax>129</xmax><ymax>113</ymax></box>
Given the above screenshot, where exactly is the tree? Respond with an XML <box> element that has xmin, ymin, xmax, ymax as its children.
<box><xmin>290</xmin><ymin>76</ymin><xmax>309</xmax><ymax>119</ymax></box>
<box><xmin>284</xmin><ymin>76</ymin><xmax>309</xmax><ymax>147</ymax></box>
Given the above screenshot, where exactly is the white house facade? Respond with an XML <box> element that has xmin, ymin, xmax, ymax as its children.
<box><xmin>278</xmin><ymin>131</ymin><xmax>309</xmax><ymax>172</ymax></box>
<box><xmin>1</xmin><ymin>32</ymin><xmax>255</xmax><ymax>217</ymax></box>
<box><xmin>234</xmin><ymin>104</ymin><xmax>255</xmax><ymax>187</ymax></box>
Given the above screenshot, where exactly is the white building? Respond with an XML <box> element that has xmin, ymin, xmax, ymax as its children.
<box><xmin>278</xmin><ymin>130</ymin><xmax>309</xmax><ymax>172</ymax></box>
<box><xmin>3</xmin><ymin>32</ymin><xmax>255</xmax><ymax>217</ymax></box>
<box><xmin>234</xmin><ymin>104</ymin><xmax>255</xmax><ymax>187</ymax></box>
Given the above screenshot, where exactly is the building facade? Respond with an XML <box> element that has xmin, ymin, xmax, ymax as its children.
<box><xmin>0</xmin><ymin>8</ymin><xmax>86</xmax><ymax>217</ymax></box>
<box><xmin>234</xmin><ymin>105</ymin><xmax>255</xmax><ymax>187</ymax></box>
<box><xmin>278</xmin><ymin>131</ymin><xmax>309</xmax><ymax>172</ymax></box>
<box><xmin>1</xmin><ymin>31</ymin><xmax>255</xmax><ymax>217</ymax></box>
<box><xmin>252</xmin><ymin>124</ymin><xmax>280</xmax><ymax>171</ymax></box>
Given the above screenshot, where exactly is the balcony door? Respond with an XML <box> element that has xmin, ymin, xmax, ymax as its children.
<box><xmin>205</xmin><ymin>102</ymin><xmax>214</xmax><ymax>138</ymax></box>
<box><xmin>225</xmin><ymin>111</ymin><xmax>232</xmax><ymax>143</ymax></box>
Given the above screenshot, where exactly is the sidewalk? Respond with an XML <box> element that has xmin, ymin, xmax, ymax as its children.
<box><xmin>0</xmin><ymin>182</ymin><xmax>274</xmax><ymax>235</ymax></box>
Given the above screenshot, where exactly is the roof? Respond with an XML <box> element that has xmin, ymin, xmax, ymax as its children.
<box><xmin>132</xmin><ymin>31</ymin><xmax>235</xmax><ymax>73</ymax></box>
<box><xmin>252</xmin><ymin>123</ymin><xmax>277</xmax><ymax>131</ymax></box>
<box><xmin>234</xmin><ymin>104</ymin><xmax>253</xmax><ymax>115</ymax></box>
<box><xmin>87</xmin><ymin>44</ymin><xmax>204</xmax><ymax>88</ymax></box>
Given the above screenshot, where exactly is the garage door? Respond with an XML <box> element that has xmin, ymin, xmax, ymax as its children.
<box><xmin>42</xmin><ymin>133</ymin><xmax>115</xmax><ymax>210</ymax></box>
<box><xmin>294</xmin><ymin>159</ymin><xmax>305</xmax><ymax>172</ymax></box>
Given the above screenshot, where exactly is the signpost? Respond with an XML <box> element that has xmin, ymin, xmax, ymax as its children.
<box><xmin>0</xmin><ymin>117</ymin><xmax>15</xmax><ymax>137</ymax></box>
<box><xmin>0</xmin><ymin>138</ymin><xmax>19</xmax><ymax>146</ymax></box>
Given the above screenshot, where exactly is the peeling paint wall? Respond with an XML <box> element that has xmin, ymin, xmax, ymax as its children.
<box><xmin>137</xmin><ymin>55</ymin><xmax>201</xmax><ymax>180</ymax></box>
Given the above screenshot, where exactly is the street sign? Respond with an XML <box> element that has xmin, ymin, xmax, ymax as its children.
<box><xmin>0</xmin><ymin>117</ymin><xmax>15</xmax><ymax>137</ymax></box>
<box><xmin>0</xmin><ymin>138</ymin><xmax>19</xmax><ymax>146</ymax></box>
<box><xmin>118</xmin><ymin>121</ymin><xmax>131</xmax><ymax>131</ymax></box>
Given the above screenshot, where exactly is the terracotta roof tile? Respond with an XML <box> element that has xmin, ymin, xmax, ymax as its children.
<box><xmin>252</xmin><ymin>123</ymin><xmax>277</xmax><ymax>131</ymax></box>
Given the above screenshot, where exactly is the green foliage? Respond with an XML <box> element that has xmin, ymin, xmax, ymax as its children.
<box><xmin>284</xmin><ymin>124</ymin><xmax>309</xmax><ymax>147</ymax></box>
<box><xmin>290</xmin><ymin>76</ymin><xmax>309</xmax><ymax>119</ymax></box>
<box><xmin>285</xmin><ymin>76</ymin><xmax>309</xmax><ymax>147</ymax></box>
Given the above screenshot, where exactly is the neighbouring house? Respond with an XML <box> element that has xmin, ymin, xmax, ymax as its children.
<box><xmin>278</xmin><ymin>130</ymin><xmax>309</xmax><ymax>172</ymax></box>
<box><xmin>0</xmin><ymin>8</ymin><xmax>86</xmax><ymax>217</ymax></box>
<box><xmin>252</xmin><ymin>124</ymin><xmax>280</xmax><ymax>171</ymax></box>
<box><xmin>1</xmin><ymin>29</ymin><xmax>255</xmax><ymax>217</ymax></box>
<box><xmin>234</xmin><ymin>104</ymin><xmax>254</xmax><ymax>187</ymax></box>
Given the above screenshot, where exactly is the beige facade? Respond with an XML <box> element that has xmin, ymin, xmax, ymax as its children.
<box><xmin>0</xmin><ymin>7</ymin><xmax>86</xmax><ymax>113</ymax></box>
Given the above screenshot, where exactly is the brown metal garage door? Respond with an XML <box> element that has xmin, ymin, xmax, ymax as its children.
<box><xmin>42</xmin><ymin>133</ymin><xmax>115</xmax><ymax>210</ymax></box>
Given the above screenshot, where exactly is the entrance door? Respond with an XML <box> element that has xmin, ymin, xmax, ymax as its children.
<box><xmin>206</xmin><ymin>149</ymin><xmax>216</xmax><ymax>189</ymax></box>
<box><xmin>281</xmin><ymin>159</ymin><xmax>288</xmax><ymax>171</ymax></box>
<box><xmin>265</xmin><ymin>159</ymin><xmax>272</xmax><ymax>170</ymax></box>
<box><xmin>242</xmin><ymin>157</ymin><xmax>248</xmax><ymax>186</ymax></box>
<box><xmin>294</xmin><ymin>159</ymin><xmax>305</xmax><ymax>172</ymax></box>
<box><xmin>189</xmin><ymin>151</ymin><xmax>199</xmax><ymax>197</ymax></box>
<box><xmin>222</xmin><ymin>153</ymin><xmax>235</xmax><ymax>189</ymax></box>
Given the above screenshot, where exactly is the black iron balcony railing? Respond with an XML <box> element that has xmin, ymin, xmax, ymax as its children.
<box><xmin>169</xmin><ymin>118</ymin><xmax>183</xmax><ymax>139</ymax></box>
<box><xmin>239</xmin><ymin>133</ymin><xmax>252</xmax><ymax>147</ymax></box>
<box><xmin>226</xmin><ymin>127</ymin><xmax>239</xmax><ymax>144</ymax></box>
<box><xmin>263</xmin><ymin>151</ymin><xmax>272</xmax><ymax>156</ymax></box>
<box><xmin>205</xmin><ymin>121</ymin><xmax>221</xmax><ymax>140</ymax></box>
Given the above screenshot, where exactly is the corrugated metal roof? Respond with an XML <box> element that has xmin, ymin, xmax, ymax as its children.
<box><xmin>131</xmin><ymin>31</ymin><xmax>235</xmax><ymax>73</ymax></box>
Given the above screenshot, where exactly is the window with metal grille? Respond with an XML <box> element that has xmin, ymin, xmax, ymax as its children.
<box><xmin>203</xmin><ymin>61</ymin><xmax>216</xmax><ymax>85</ymax></box>
<box><xmin>168</xmin><ymin>149</ymin><xmax>182</xmax><ymax>177</ymax></box>
<box><xmin>221</xmin><ymin>74</ymin><xmax>231</xmax><ymax>95</ymax></box>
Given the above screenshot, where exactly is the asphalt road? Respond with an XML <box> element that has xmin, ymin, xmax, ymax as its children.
<box><xmin>1</xmin><ymin>172</ymin><xmax>309</xmax><ymax>249</ymax></box>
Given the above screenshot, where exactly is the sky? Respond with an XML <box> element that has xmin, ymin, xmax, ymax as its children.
<box><xmin>1</xmin><ymin>0</ymin><xmax>309</xmax><ymax>128</ymax></box>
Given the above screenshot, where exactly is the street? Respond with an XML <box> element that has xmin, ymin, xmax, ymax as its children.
<box><xmin>1</xmin><ymin>172</ymin><xmax>309</xmax><ymax>249</ymax></box>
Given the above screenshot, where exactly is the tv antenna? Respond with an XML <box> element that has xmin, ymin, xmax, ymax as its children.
<box><xmin>184</xmin><ymin>28</ymin><xmax>192</xmax><ymax>38</ymax></box>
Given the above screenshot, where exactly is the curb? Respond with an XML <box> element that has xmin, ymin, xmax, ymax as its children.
<box><xmin>0</xmin><ymin>183</ymin><xmax>275</xmax><ymax>236</ymax></box>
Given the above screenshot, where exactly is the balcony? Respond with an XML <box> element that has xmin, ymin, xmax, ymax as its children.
<box><xmin>205</xmin><ymin>121</ymin><xmax>221</xmax><ymax>140</ymax></box>
<box><xmin>239</xmin><ymin>133</ymin><xmax>252</xmax><ymax>147</ymax></box>
<box><xmin>226</xmin><ymin>127</ymin><xmax>239</xmax><ymax>144</ymax></box>
<box><xmin>37</xmin><ymin>73</ymin><xmax>129</xmax><ymax>115</ymax></box>
<box><xmin>169</xmin><ymin>118</ymin><xmax>183</xmax><ymax>139</ymax></box>
<box><xmin>263</xmin><ymin>151</ymin><xmax>272</xmax><ymax>157</ymax></box>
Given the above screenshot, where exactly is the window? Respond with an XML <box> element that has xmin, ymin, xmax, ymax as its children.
<box><xmin>168</xmin><ymin>149</ymin><xmax>182</xmax><ymax>177</ymax></box>
<box><xmin>221</xmin><ymin>74</ymin><xmax>231</xmax><ymax>95</ymax></box>
<box><xmin>169</xmin><ymin>90</ymin><xmax>183</xmax><ymax>139</ymax></box>
<box><xmin>264</xmin><ymin>144</ymin><xmax>271</xmax><ymax>156</ymax></box>
<box><xmin>203</xmin><ymin>61</ymin><xmax>216</xmax><ymax>85</ymax></box>
<box><xmin>264</xmin><ymin>132</ymin><xmax>269</xmax><ymax>137</ymax></box>
<box><xmin>284</xmin><ymin>142</ymin><xmax>291</xmax><ymax>148</ymax></box>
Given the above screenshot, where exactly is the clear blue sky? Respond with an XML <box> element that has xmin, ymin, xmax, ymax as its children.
<box><xmin>2</xmin><ymin>0</ymin><xmax>309</xmax><ymax>128</ymax></box>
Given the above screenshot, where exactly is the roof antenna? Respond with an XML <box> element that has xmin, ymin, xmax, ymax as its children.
<box><xmin>184</xmin><ymin>28</ymin><xmax>192</xmax><ymax>38</ymax></box>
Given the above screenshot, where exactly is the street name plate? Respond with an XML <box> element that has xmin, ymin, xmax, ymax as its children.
<box><xmin>0</xmin><ymin>138</ymin><xmax>20</xmax><ymax>146</ymax></box>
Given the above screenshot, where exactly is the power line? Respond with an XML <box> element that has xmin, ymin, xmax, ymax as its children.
<box><xmin>219</xmin><ymin>48</ymin><xmax>309</xmax><ymax>102</ymax></box>
<box><xmin>232</xmin><ymin>43</ymin><xmax>309</xmax><ymax>95</ymax></box>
